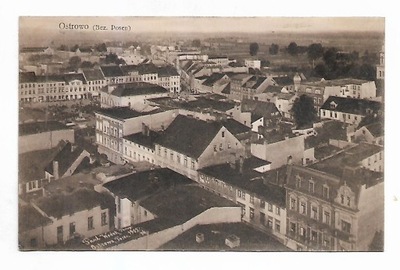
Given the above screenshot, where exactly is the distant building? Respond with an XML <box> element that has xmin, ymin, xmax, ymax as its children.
<box><xmin>353</xmin><ymin>122</ymin><xmax>383</xmax><ymax>146</ymax></box>
<box><xmin>376</xmin><ymin>45</ymin><xmax>385</xmax><ymax>80</ymax></box>
<box><xmin>320</xmin><ymin>96</ymin><xmax>383</xmax><ymax>126</ymax></box>
<box><xmin>244</xmin><ymin>59</ymin><xmax>261</xmax><ymax>70</ymax></box>
<box><xmin>229</xmin><ymin>74</ymin><xmax>276</xmax><ymax>101</ymax></box>
<box><xmin>240</xmin><ymin>99</ymin><xmax>282</xmax><ymax>131</ymax></box>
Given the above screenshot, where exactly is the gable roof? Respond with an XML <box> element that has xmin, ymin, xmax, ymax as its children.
<box><xmin>263</xmin><ymin>85</ymin><xmax>283</xmax><ymax>94</ymax></box>
<box><xmin>82</xmin><ymin>69</ymin><xmax>105</xmax><ymax>81</ymax></box>
<box><xmin>320</xmin><ymin>96</ymin><xmax>382</xmax><ymax>115</ymax></box>
<box><xmin>44</xmin><ymin>142</ymin><xmax>86</xmax><ymax>176</ymax></box>
<box><xmin>100</xmin><ymin>65</ymin><xmax>124</xmax><ymax>77</ymax></box>
<box><xmin>155</xmin><ymin>115</ymin><xmax>223</xmax><ymax>159</ymax></box>
<box><xmin>19</xmin><ymin>72</ymin><xmax>37</xmax><ymax>83</ymax></box>
<box><xmin>110</xmin><ymin>82</ymin><xmax>168</xmax><ymax>97</ymax></box>
<box><xmin>364</xmin><ymin>122</ymin><xmax>384</xmax><ymax>137</ymax></box>
<box><xmin>95</xmin><ymin>107</ymin><xmax>147</xmax><ymax>120</ymax></box>
<box><xmin>221</xmin><ymin>119</ymin><xmax>251</xmax><ymax>135</ymax></box>
<box><xmin>241</xmin><ymin>100</ymin><xmax>281</xmax><ymax>121</ymax></box>
<box><xmin>202</xmin><ymin>73</ymin><xmax>227</xmax><ymax>87</ymax></box>
<box><xmin>123</xmin><ymin>130</ymin><xmax>162</xmax><ymax>150</ymax></box>
<box><xmin>157</xmin><ymin>65</ymin><xmax>179</xmax><ymax>77</ymax></box>
<box><xmin>19</xmin><ymin>121</ymin><xmax>69</xmax><ymax>136</ymax></box>
<box><xmin>19</xmin><ymin>204</ymin><xmax>52</xmax><ymax>232</ymax></box>
<box><xmin>273</xmin><ymin>76</ymin><xmax>293</xmax><ymax>86</ymax></box>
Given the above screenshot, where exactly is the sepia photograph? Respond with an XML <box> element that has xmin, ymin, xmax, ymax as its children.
<box><xmin>16</xmin><ymin>15</ymin><xmax>387</xmax><ymax>252</ymax></box>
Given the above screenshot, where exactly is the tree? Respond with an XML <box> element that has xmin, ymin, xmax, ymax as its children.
<box><xmin>323</xmin><ymin>47</ymin><xmax>338</xmax><ymax>68</ymax></box>
<box><xmin>269</xmin><ymin>43</ymin><xmax>279</xmax><ymax>55</ymax></box>
<box><xmin>192</xmin><ymin>39</ymin><xmax>201</xmax><ymax>47</ymax></box>
<box><xmin>70</xmin><ymin>44</ymin><xmax>79</xmax><ymax>52</ymax></box>
<box><xmin>96</xmin><ymin>43</ymin><xmax>107</xmax><ymax>52</ymax></box>
<box><xmin>58</xmin><ymin>44</ymin><xmax>68</xmax><ymax>51</ymax></box>
<box><xmin>287</xmin><ymin>42</ymin><xmax>298</xmax><ymax>56</ymax></box>
<box><xmin>307</xmin><ymin>43</ymin><xmax>324</xmax><ymax>61</ymax></box>
<box><xmin>249</xmin><ymin>42</ymin><xmax>259</xmax><ymax>56</ymax></box>
<box><xmin>291</xmin><ymin>94</ymin><xmax>317</xmax><ymax>128</ymax></box>
<box><xmin>68</xmin><ymin>56</ymin><xmax>81</xmax><ymax>71</ymax></box>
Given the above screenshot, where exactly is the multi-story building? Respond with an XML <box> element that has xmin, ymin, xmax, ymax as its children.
<box><xmin>298</xmin><ymin>79</ymin><xmax>377</xmax><ymax>114</ymax></box>
<box><xmin>154</xmin><ymin>114</ymin><xmax>246</xmax><ymax>181</ymax></box>
<box><xmin>285</xmin><ymin>159</ymin><xmax>384</xmax><ymax>251</ymax></box>
<box><xmin>19</xmin><ymin>189</ymin><xmax>114</xmax><ymax>249</ymax></box>
<box><xmin>81</xmin><ymin>68</ymin><xmax>107</xmax><ymax>98</ymax></box>
<box><xmin>95</xmin><ymin>107</ymin><xmax>177</xmax><ymax>164</ymax></box>
<box><xmin>240</xmin><ymin>99</ymin><xmax>282</xmax><ymax>131</ymax></box>
<box><xmin>19</xmin><ymin>72</ymin><xmax>92</xmax><ymax>102</ymax></box>
<box><xmin>229</xmin><ymin>74</ymin><xmax>276</xmax><ymax>101</ymax></box>
<box><xmin>198</xmin><ymin>157</ymin><xmax>288</xmax><ymax>242</ymax></box>
<box><xmin>376</xmin><ymin>45</ymin><xmax>385</xmax><ymax>80</ymax></box>
<box><xmin>244</xmin><ymin>59</ymin><xmax>261</xmax><ymax>70</ymax></box>
<box><xmin>320</xmin><ymin>96</ymin><xmax>383</xmax><ymax>126</ymax></box>
<box><xmin>99</xmin><ymin>82</ymin><xmax>169</xmax><ymax>110</ymax></box>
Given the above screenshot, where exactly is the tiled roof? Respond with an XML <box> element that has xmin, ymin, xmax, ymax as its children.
<box><xmin>273</xmin><ymin>76</ymin><xmax>293</xmax><ymax>86</ymax></box>
<box><xmin>19</xmin><ymin>121</ymin><xmax>69</xmax><ymax>136</ymax></box>
<box><xmin>123</xmin><ymin>130</ymin><xmax>162</xmax><ymax>150</ymax></box>
<box><xmin>44</xmin><ymin>142</ymin><xmax>86</xmax><ymax>176</ymax></box>
<box><xmin>320</xmin><ymin>96</ymin><xmax>382</xmax><ymax>115</ymax></box>
<box><xmin>103</xmin><ymin>168</ymin><xmax>192</xmax><ymax>202</ymax></box>
<box><xmin>157</xmin><ymin>65</ymin><xmax>179</xmax><ymax>77</ymax></box>
<box><xmin>140</xmin><ymin>185</ymin><xmax>237</xmax><ymax>224</ymax></box>
<box><xmin>263</xmin><ymin>85</ymin><xmax>283</xmax><ymax>94</ymax></box>
<box><xmin>202</xmin><ymin>73</ymin><xmax>226</xmax><ymax>87</ymax></box>
<box><xmin>19</xmin><ymin>204</ymin><xmax>51</xmax><ymax>232</ymax></box>
<box><xmin>19</xmin><ymin>72</ymin><xmax>37</xmax><ymax>83</ymax></box>
<box><xmin>199</xmin><ymin>161</ymin><xmax>286</xmax><ymax>207</ymax></box>
<box><xmin>110</xmin><ymin>82</ymin><xmax>168</xmax><ymax>97</ymax></box>
<box><xmin>100</xmin><ymin>65</ymin><xmax>124</xmax><ymax>77</ymax></box>
<box><xmin>82</xmin><ymin>69</ymin><xmax>105</xmax><ymax>81</ymax></box>
<box><xmin>155</xmin><ymin>115</ymin><xmax>223</xmax><ymax>159</ymax></box>
<box><xmin>34</xmin><ymin>189</ymin><xmax>114</xmax><ymax>219</ymax></box>
<box><xmin>365</xmin><ymin>122</ymin><xmax>384</xmax><ymax>137</ymax></box>
<box><xmin>241</xmin><ymin>100</ymin><xmax>281</xmax><ymax>122</ymax></box>
<box><xmin>181</xmin><ymin>97</ymin><xmax>236</xmax><ymax>112</ymax></box>
<box><xmin>95</xmin><ymin>107</ymin><xmax>146</xmax><ymax>120</ymax></box>
<box><xmin>221</xmin><ymin>119</ymin><xmax>250</xmax><ymax>135</ymax></box>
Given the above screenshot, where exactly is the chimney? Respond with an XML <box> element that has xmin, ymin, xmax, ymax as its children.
<box><xmin>53</xmin><ymin>161</ymin><xmax>59</xmax><ymax>180</ymax></box>
<box><xmin>142</xmin><ymin>122</ymin><xmax>146</xmax><ymax>135</ymax></box>
<box><xmin>145</xmin><ymin>125</ymin><xmax>150</xmax><ymax>137</ymax></box>
<box><xmin>239</xmin><ymin>156</ymin><xmax>244</xmax><ymax>174</ymax></box>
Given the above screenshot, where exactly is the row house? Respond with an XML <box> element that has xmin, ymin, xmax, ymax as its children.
<box><xmin>353</xmin><ymin>122</ymin><xmax>383</xmax><ymax>146</ymax></box>
<box><xmin>240</xmin><ymin>99</ymin><xmax>282</xmax><ymax>131</ymax></box>
<box><xmin>95</xmin><ymin>107</ymin><xmax>177</xmax><ymax>164</ymax></box>
<box><xmin>298</xmin><ymin>78</ymin><xmax>377</xmax><ymax>114</ymax></box>
<box><xmin>81</xmin><ymin>69</ymin><xmax>107</xmax><ymax>98</ymax></box>
<box><xmin>320</xmin><ymin>96</ymin><xmax>383</xmax><ymax>126</ymax></box>
<box><xmin>19</xmin><ymin>46</ymin><xmax>54</xmax><ymax>62</ymax></box>
<box><xmin>285</xmin><ymin>162</ymin><xmax>384</xmax><ymax>251</ymax></box>
<box><xmin>198</xmin><ymin>157</ymin><xmax>288</xmax><ymax>242</ymax></box>
<box><xmin>19</xmin><ymin>72</ymin><xmax>97</xmax><ymax>102</ymax></box>
<box><xmin>19</xmin><ymin>189</ymin><xmax>114</xmax><ymax>249</ymax></box>
<box><xmin>193</xmin><ymin>73</ymin><xmax>230</xmax><ymax>94</ymax></box>
<box><xmin>154</xmin><ymin>115</ymin><xmax>246</xmax><ymax>181</ymax></box>
<box><xmin>229</xmin><ymin>74</ymin><xmax>276</xmax><ymax>101</ymax></box>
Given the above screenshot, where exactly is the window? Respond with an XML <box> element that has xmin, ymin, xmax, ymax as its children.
<box><xmin>213</xmin><ymin>145</ymin><xmax>217</xmax><ymax>152</ymax></box>
<box><xmin>309</xmin><ymin>181</ymin><xmax>315</xmax><ymax>193</ymax></box>
<box><xmin>300</xmin><ymin>201</ymin><xmax>307</xmax><ymax>215</ymax></box>
<box><xmin>57</xmin><ymin>226</ymin><xmax>63</xmax><ymax>243</ymax></box>
<box><xmin>158</xmin><ymin>146</ymin><xmax>161</xmax><ymax>156</ymax></box>
<box><xmin>268</xmin><ymin>203</ymin><xmax>273</xmax><ymax>212</ymax></box>
<box><xmin>290</xmin><ymin>198</ymin><xmax>296</xmax><ymax>210</ymax></box>
<box><xmin>296</xmin><ymin>176</ymin><xmax>302</xmax><ymax>188</ymax></box>
<box><xmin>290</xmin><ymin>222</ymin><xmax>296</xmax><ymax>233</ymax></box>
<box><xmin>170</xmin><ymin>152</ymin><xmax>174</xmax><ymax>160</ymax></box>
<box><xmin>222</xmin><ymin>131</ymin><xmax>225</xmax><ymax>138</ymax></box>
<box><xmin>164</xmin><ymin>148</ymin><xmax>167</xmax><ymax>157</ymax></box>
<box><xmin>250</xmin><ymin>208</ymin><xmax>254</xmax><ymax>220</ymax></box>
<box><xmin>228</xmin><ymin>142</ymin><xmax>231</xmax><ymax>149</ymax></box>
<box><xmin>323</xmin><ymin>211</ymin><xmax>331</xmax><ymax>225</ymax></box>
<box><xmin>260</xmin><ymin>200</ymin><xmax>265</xmax><ymax>208</ymax></box>
<box><xmin>323</xmin><ymin>186</ymin><xmax>329</xmax><ymax>199</ymax></box>
<box><xmin>275</xmin><ymin>206</ymin><xmax>280</xmax><ymax>216</ymax></box>
<box><xmin>101</xmin><ymin>212</ymin><xmax>107</xmax><ymax>226</ymax></box>
<box><xmin>250</xmin><ymin>195</ymin><xmax>254</xmax><ymax>204</ymax></box>
<box><xmin>88</xmin><ymin>216</ymin><xmax>94</xmax><ymax>230</ymax></box>
<box><xmin>275</xmin><ymin>219</ymin><xmax>281</xmax><ymax>232</ymax></box>
<box><xmin>69</xmin><ymin>222</ymin><xmax>76</xmax><ymax>236</ymax></box>
<box><xmin>341</xmin><ymin>220</ymin><xmax>351</xmax><ymax>233</ymax></box>
<box><xmin>219</xmin><ymin>143</ymin><xmax>223</xmax><ymax>151</ymax></box>
<box><xmin>260</xmin><ymin>212</ymin><xmax>265</xmax><ymax>225</ymax></box>
<box><xmin>379</xmin><ymin>152</ymin><xmax>382</xmax><ymax>160</ymax></box>
<box><xmin>238</xmin><ymin>202</ymin><xmax>246</xmax><ymax>217</ymax></box>
<box><xmin>191</xmin><ymin>160</ymin><xmax>195</xmax><ymax>169</ymax></box>
<box><xmin>267</xmin><ymin>217</ymin><xmax>273</xmax><ymax>229</ymax></box>
<box><xmin>299</xmin><ymin>227</ymin><xmax>305</xmax><ymax>237</ymax></box>
<box><xmin>144</xmin><ymin>210</ymin><xmax>148</xmax><ymax>217</ymax></box>
<box><xmin>311</xmin><ymin>230</ymin><xmax>317</xmax><ymax>242</ymax></box>
<box><xmin>184</xmin><ymin>157</ymin><xmax>188</xmax><ymax>167</ymax></box>
<box><xmin>347</xmin><ymin>196</ymin><xmax>351</xmax><ymax>207</ymax></box>
<box><xmin>311</xmin><ymin>206</ymin><xmax>318</xmax><ymax>220</ymax></box>
<box><xmin>177</xmin><ymin>154</ymin><xmax>181</xmax><ymax>163</ymax></box>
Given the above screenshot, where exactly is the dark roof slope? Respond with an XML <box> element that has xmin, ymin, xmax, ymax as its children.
<box><xmin>100</xmin><ymin>65</ymin><xmax>124</xmax><ymax>77</ymax></box>
<box><xmin>202</xmin><ymin>73</ymin><xmax>226</xmax><ymax>86</ymax></box>
<box><xmin>82</xmin><ymin>69</ymin><xmax>105</xmax><ymax>81</ymax></box>
<box><xmin>103</xmin><ymin>168</ymin><xmax>192</xmax><ymax>201</ymax></box>
<box><xmin>273</xmin><ymin>76</ymin><xmax>293</xmax><ymax>86</ymax></box>
<box><xmin>365</xmin><ymin>122</ymin><xmax>384</xmax><ymax>137</ymax></box>
<box><xmin>199</xmin><ymin>162</ymin><xmax>286</xmax><ymax>207</ymax></box>
<box><xmin>241</xmin><ymin>100</ymin><xmax>281</xmax><ymax>121</ymax></box>
<box><xmin>320</xmin><ymin>96</ymin><xmax>382</xmax><ymax>115</ymax></box>
<box><xmin>157</xmin><ymin>65</ymin><xmax>179</xmax><ymax>77</ymax></box>
<box><xmin>63</xmin><ymin>73</ymin><xmax>87</xmax><ymax>84</ymax></box>
<box><xmin>44</xmin><ymin>142</ymin><xmax>86</xmax><ymax>176</ymax></box>
<box><xmin>34</xmin><ymin>189</ymin><xmax>114</xmax><ymax>219</ymax></box>
<box><xmin>110</xmin><ymin>82</ymin><xmax>168</xmax><ymax>97</ymax></box>
<box><xmin>95</xmin><ymin>107</ymin><xmax>146</xmax><ymax>120</ymax></box>
<box><xmin>155</xmin><ymin>115</ymin><xmax>222</xmax><ymax>159</ymax></box>
<box><xmin>123</xmin><ymin>130</ymin><xmax>162</xmax><ymax>149</ymax></box>
<box><xmin>19</xmin><ymin>204</ymin><xmax>51</xmax><ymax>232</ymax></box>
<box><xmin>19</xmin><ymin>72</ymin><xmax>37</xmax><ymax>83</ymax></box>
<box><xmin>19</xmin><ymin>121</ymin><xmax>70</xmax><ymax>136</ymax></box>
<box><xmin>182</xmin><ymin>97</ymin><xmax>236</xmax><ymax>112</ymax></box>
<box><xmin>221</xmin><ymin>119</ymin><xmax>250</xmax><ymax>135</ymax></box>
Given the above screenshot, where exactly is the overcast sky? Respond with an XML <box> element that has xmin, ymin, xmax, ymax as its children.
<box><xmin>19</xmin><ymin>17</ymin><xmax>384</xmax><ymax>35</ymax></box>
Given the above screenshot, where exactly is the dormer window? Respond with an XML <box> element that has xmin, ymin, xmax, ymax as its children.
<box><xmin>330</xmin><ymin>101</ymin><xmax>338</xmax><ymax>109</ymax></box>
